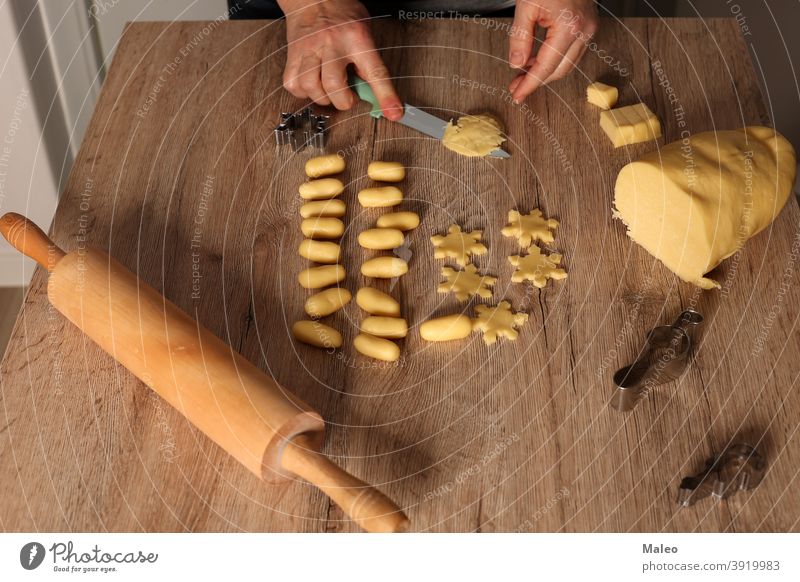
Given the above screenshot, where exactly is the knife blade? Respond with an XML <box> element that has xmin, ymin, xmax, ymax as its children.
<box><xmin>349</xmin><ymin>75</ymin><xmax>510</xmax><ymax>159</ymax></box>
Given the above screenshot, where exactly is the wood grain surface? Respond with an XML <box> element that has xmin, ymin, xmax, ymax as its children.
<box><xmin>1</xmin><ymin>18</ymin><xmax>798</xmax><ymax>533</ymax></box>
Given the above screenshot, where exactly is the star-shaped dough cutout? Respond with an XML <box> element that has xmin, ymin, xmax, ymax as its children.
<box><xmin>501</xmin><ymin>209</ymin><xmax>559</xmax><ymax>247</ymax></box>
<box><xmin>508</xmin><ymin>246</ymin><xmax>568</xmax><ymax>288</ymax></box>
<box><xmin>473</xmin><ymin>301</ymin><xmax>529</xmax><ymax>345</ymax></box>
<box><xmin>431</xmin><ymin>225</ymin><xmax>488</xmax><ymax>266</ymax></box>
<box><xmin>438</xmin><ymin>264</ymin><xmax>496</xmax><ymax>301</ymax></box>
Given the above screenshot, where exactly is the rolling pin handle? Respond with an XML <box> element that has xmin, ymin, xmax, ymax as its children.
<box><xmin>0</xmin><ymin>213</ymin><xmax>65</xmax><ymax>272</ymax></box>
<box><xmin>281</xmin><ymin>434</ymin><xmax>409</xmax><ymax>533</ymax></box>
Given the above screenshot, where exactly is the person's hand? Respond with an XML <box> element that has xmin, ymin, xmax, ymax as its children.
<box><xmin>281</xmin><ymin>0</ymin><xmax>403</xmax><ymax>120</ymax></box>
<box><xmin>508</xmin><ymin>0</ymin><xmax>599</xmax><ymax>102</ymax></box>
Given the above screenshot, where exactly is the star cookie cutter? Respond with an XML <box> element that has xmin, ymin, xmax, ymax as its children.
<box><xmin>274</xmin><ymin>107</ymin><xmax>329</xmax><ymax>150</ymax></box>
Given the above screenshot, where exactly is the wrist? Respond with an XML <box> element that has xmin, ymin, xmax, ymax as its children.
<box><xmin>278</xmin><ymin>0</ymin><xmax>363</xmax><ymax>19</ymax></box>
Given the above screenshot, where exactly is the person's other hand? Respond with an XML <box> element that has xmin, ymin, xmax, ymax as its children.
<box><xmin>508</xmin><ymin>0</ymin><xmax>599</xmax><ymax>102</ymax></box>
<box><xmin>282</xmin><ymin>0</ymin><xmax>403</xmax><ymax>120</ymax></box>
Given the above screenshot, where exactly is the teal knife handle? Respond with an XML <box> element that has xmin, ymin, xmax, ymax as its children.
<box><xmin>349</xmin><ymin>74</ymin><xmax>383</xmax><ymax>118</ymax></box>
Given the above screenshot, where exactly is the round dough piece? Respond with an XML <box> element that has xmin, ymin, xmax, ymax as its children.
<box><xmin>442</xmin><ymin>114</ymin><xmax>505</xmax><ymax>157</ymax></box>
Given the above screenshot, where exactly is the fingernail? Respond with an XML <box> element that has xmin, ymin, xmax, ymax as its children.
<box><xmin>510</xmin><ymin>52</ymin><xmax>523</xmax><ymax>67</ymax></box>
<box><xmin>386</xmin><ymin>101</ymin><xmax>403</xmax><ymax>121</ymax></box>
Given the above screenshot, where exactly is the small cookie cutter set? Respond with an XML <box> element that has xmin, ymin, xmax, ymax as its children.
<box><xmin>678</xmin><ymin>443</ymin><xmax>767</xmax><ymax>507</ymax></box>
<box><xmin>610</xmin><ymin>309</ymin><xmax>704</xmax><ymax>412</ymax></box>
<box><xmin>608</xmin><ymin>308</ymin><xmax>768</xmax><ymax>502</ymax></box>
<box><xmin>274</xmin><ymin>107</ymin><xmax>329</xmax><ymax>150</ymax></box>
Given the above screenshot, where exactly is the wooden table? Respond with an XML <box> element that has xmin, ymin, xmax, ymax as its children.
<box><xmin>2</xmin><ymin>18</ymin><xmax>798</xmax><ymax>533</ymax></box>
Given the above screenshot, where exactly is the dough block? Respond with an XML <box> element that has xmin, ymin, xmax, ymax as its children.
<box><xmin>419</xmin><ymin>314</ymin><xmax>472</xmax><ymax>342</ymax></box>
<box><xmin>305</xmin><ymin>154</ymin><xmax>345</xmax><ymax>178</ymax></box>
<box><xmin>614</xmin><ymin>126</ymin><xmax>796</xmax><ymax>288</ymax></box>
<box><xmin>376</xmin><ymin>211</ymin><xmax>420</xmax><ymax>231</ymax></box>
<box><xmin>360</xmin><ymin>316</ymin><xmax>408</xmax><ymax>339</ymax></box>
<box><xmin>354</xmin><ymin>333</ymin><xmax>400</xmax><ymax>362</ymax></box>
<box><xmin>299</xmin><ymin>239</ymin><xmax>341</xmax><ymax>264</ymax></box>
<box><xmin>600</xmin><ymin>103</ymin><xmax>662</xmax><ymax>148</ymax></box>
<box><xmin>368</xmin><ymin>161</ymin><xmax>405</xmax><ymax>182</ymax></box>
<box><xmin>292</xmin><ymin>320</ymin><xmax>343</xmax><ymax>348</ymax></box>
<box><xmin>298</xmin><ymin>264</ymin><xmax>345</xmax><ymax>289</ymax></box>
<box><xmin>355</xmin><ymin>287</ymin><xmax>400</xmax><ymax>316</ymax></box>
<box><xmin>358</xmin><ymin>186</ymin><xmax>403</xmax><ymax>208</ymax></box>
<box><xmin>300</xmin><ymin>217</ymin><xmax>345</xmax><ymax>239</ymax></box>
<box><xmin>299</xmin><ymin>178</ymin><xmax>345</xmax><ymax>200</ymax></box>
<box><xmin>586</xmin><ymin>81</ymin><xmax>618</xmax><ymax>110</ymax></box>
<box><xmin>300</xmin><ymin>199</ymin><xmax>346</xmax><ymax>218</ymax></box>
<box><xmin>360</xmin><ymin>257</ymin><xmax>408</xmax><ymax>278</ymax></box>
<box><xmin>358</xmin><ymin>228</ymin><xmax>405</xmax><ymax>250</ymax></box>
<box><xmin>304</xmin><ymin>287</ymin><xmax>352</xmax><ymax>318</ymax></box>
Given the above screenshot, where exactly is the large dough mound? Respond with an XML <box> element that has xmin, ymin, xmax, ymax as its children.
<box><xmin>613</xmin><ymin>126</ymin><xmax>796</xmax><ymax>289</ymax></box>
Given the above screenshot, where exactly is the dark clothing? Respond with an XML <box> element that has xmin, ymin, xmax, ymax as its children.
<box><xmin>228</xmin><ymin>0</ymin><xmax>516</xmax><ymax>19</ymax></box>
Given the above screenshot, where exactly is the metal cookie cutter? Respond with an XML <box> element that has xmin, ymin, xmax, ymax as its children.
<box><xmin>610</xmin><ymin>309</ymin><xmax>704</xmax><ymax>412</ymax></box>
<box><xmin>274</xmin><ymin>107</ymin><xmax>329</xmax><ymax>150</ymax></box>
<box><xmin>678</xmin><ymin>443</ymin><xmax>767</xmax><ymax>507</ymax></box>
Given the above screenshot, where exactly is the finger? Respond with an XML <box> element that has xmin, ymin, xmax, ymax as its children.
<box><xmin>351</xmin><ymin>41</ymin><xmax>403</xmax><ymax>121</ymax></box>
<box><xmin>512</xmin><ymin>26</ymin><xmax>574</xmax><ymax>102</ymax></box>
<box><xmin>283</xmin><ymin>49</ymin><xmax>306</xmax><ymax>98</ymax></box>
<box><xmin>321</xmin><ymin>49</ymin><xmax>354</xmax><ymax>110</ymax></box>
<box><xmin>508</xmin><ymin>1</ymin><xmax>540</xmax><ymax>68</ymax></box>
<box><xmin>544</xmin><ymin>38</ymin><xmax>586</xmax><ymax>85</ymax></box>
<box><xmin>508</xmin><ymin>55</ymin><xmax>535</xmax><ymax>93</ymax></box>
<box><xmin>509</xmin><ymin>74</ymin><xmax>523</xmax><ymax>94</ymax></box>
<box><xmin>509</xmin><ymin>70</ymin><xmax>528</xmax><ymax>94</ymax></box>
<box><xmin>297</xmin><ymin>54</ymin><xmax>330</xmax><ymax>105</ymax></box>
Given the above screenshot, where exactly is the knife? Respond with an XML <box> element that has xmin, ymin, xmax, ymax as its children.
<box><xmin>349</xmin><ymin>75</ymin><xmax>510</xmax><ymax>159</ymax></box>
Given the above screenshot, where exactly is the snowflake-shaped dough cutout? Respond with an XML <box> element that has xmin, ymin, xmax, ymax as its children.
<box><xmin>501</xmin><ymin>209</ymin><xmax>559</xmax><ymax>247</ymax></box>
<box><xmin>431</xmin><ymin>224</ymin><xmax>488</xmax><ymax>266</ymax></box>
<box><xmin>473</xmin><ymin>301</ymin><xmax>529</xmax><ymax>345</ymax></box>
<box><xmin>438</xmin><ymin>264</ymin><xmax>496</xmax><ymax>301</ymax></box>
<box><xmin>508</xmin><ymin>246</ymin><xmax>568</xmax><ymax>288</ymax></box>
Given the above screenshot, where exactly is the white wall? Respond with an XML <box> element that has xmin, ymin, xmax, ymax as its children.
<box><xmin>0</xmin><ymin>0</ymin><xmax>229</xmax><ymax>287</ymax></box>
<box><xmin>676</xmin><ymin>1</ymin><xmax>800</xmax><ymax>150</ymax></box>
<box><xmin>0</xmin><ymin>1</ymin><xmax>59</xmax><ymax>286</ymax></box>
<box><xmin>91</xmin><ymin>0</ymin><xmax>228</xmax><ymax>61</ymax></box>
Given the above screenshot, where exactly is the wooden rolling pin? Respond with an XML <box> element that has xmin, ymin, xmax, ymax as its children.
<box><xmin>0</xmin><ymin>213</ymin><xmax>408</xmax><ymax>533</ymax></box>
